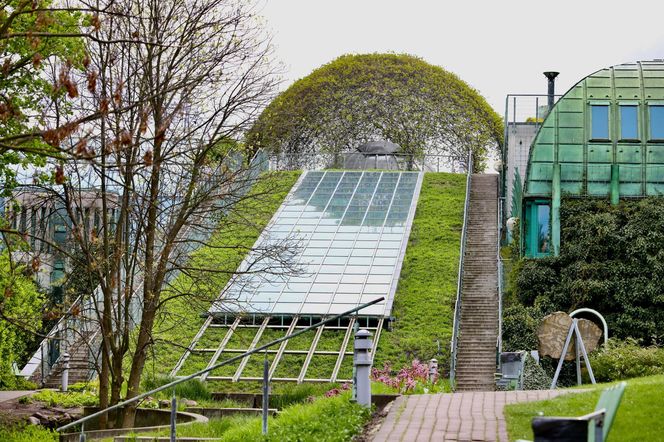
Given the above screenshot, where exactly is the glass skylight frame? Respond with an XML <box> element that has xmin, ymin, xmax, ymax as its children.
<box><xmin>210</xmin><ymin>170</ymin><xmax>424</xmax><ymax>317</ymax></box>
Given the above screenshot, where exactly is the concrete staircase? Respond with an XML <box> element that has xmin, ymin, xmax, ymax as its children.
<box><xmin>35</xmin><ymin>333</ymin><xmax>97</xmax><ymax>388</ymax></box>
<box><xmin>455</xmin><ymin>174</ymin><xmax>499</xmax><ymax>392</ymax></box>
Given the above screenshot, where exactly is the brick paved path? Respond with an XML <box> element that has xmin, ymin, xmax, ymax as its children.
<box><xmin>372</xmin><ymin>390</ymin><xmax>575</xmax><ymax>442</ymax></box>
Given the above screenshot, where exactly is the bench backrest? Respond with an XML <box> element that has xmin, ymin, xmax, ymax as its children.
<box><xmin>592</xmin><ymin>381</ymin><xmax>626</xmax><ymax>440</ymax></box>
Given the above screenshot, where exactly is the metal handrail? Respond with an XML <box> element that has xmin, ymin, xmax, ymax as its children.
<box><xmin>449</xmin><ymin>150</ymin><xmax>473</xmax><ymax>388</ymax></box>
<box><xmin>57</xmin><ymin>296</ymin><xmax>384</xmax><ymax>434</ymax></box>
<box><xmin>497</xmin><ymin>193</ymin><xmax>504</xmax><ymax>364</ymax></box>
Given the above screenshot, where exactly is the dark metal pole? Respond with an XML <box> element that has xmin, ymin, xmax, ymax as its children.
<box><xmin>544</xmin><ymin>71</ymin><xmax>559</xmax><ymax>111</ymax></box>
<box><xmin>262</xmin><ymin>351</ymin><xmax>269</xmax><ymax>435</ymax></box>
<box><xmin>170</xmin><ymin>389</ymin><xmax>177</xmax><ymax>442</ymax></box>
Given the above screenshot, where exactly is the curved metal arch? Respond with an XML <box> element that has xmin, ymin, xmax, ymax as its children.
<box><xmin>570</xmin><ymin>308</ymin><xmax>608</xmax><ymax>346</ymax></box>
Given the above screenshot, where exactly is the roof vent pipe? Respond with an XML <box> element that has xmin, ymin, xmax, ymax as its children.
<box><xmin>544</xmin><ymin>71</ymin><xmax>559</xmax><ymax>112</ymax></box>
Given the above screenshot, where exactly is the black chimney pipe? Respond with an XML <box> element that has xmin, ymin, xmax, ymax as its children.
<box><xmin>544</xmin><ymin>71</ymin><xmax>559</xmax><ymax>111</ymax></box>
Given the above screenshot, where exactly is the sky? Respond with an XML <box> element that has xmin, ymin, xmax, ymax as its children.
<box><xmin>260</xmin><ymin>0</ymin><xmax>664</xmax><ymax>114</ymax></box>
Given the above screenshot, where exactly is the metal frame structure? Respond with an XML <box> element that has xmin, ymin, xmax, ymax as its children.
<box><xmin>57</xmin><ymin>298</ymin><xmax>384</xmax><ymax>438</ymax></box>
<box><xmin>210</xmin><ymin>170</ymin><xmax>423</xmax><ymax>318</ymax></box>
<box><xmin>171</xmin><ymin>170</ymin><xmax>422</xmax><ymax>383</ymax></box>
<box><xmin>171</xmin><ymin>314</ymin><xmax>383</xmax><ymax>383</ymax></box>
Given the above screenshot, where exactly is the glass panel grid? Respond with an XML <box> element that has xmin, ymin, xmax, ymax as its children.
<box><xmin>211</xmin><ymin>171</ymin><xmax>422</xmax><ymax>317</ymax></box>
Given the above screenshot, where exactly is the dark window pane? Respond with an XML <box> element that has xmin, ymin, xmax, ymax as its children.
<box><xmin>591</xmin><ymin>105</ymin><xmax>609</xmax><ymax>139</ymax></box>
<box><xmin>650</xmin><ymin>105</ymin><xmax>664</xmax><ymax>139</ymax></box>
<box><xmin>620</xmin><ymin>105</ymin><xmax>638</xmax><ymax>139</ymax></box>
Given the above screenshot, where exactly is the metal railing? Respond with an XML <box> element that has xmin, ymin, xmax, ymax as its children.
<box><xmin>449</xmin><ymin>150</ymin><xmax>473</xmax><ymax>388</ymax></box>
<box><xmin>56</xmin><ymin>297</ymin><xmax>384</xmax><ymax>439</ymax></box>
<box><xmin>497</xmin><ymin>194</ymin><xmax>504</xmax><ymax>368</ymax></box>
<box><xmin>266</xmin><ymin>152</ymin><xmax>469</xmax><ymax>173</ymax></box>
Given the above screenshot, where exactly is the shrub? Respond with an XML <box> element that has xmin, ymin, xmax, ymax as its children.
<box><xmin>270</xmin><ymin>383</ymin><xmax>341</xmax><ymax>409</ymax></box>
<box><xmin>152</xmin><ymin>392</ymin><xmax>371</xmax><ymax>441</ymax></box>
<box><xmin>521</xmin><ymin>354</ymin><xmax>551</xmax><ymax>390</ymax></box>
<box><xmin>0</xmin><ymin>252</ymin><xmax>44</xmax><ymax>391</ymax></box>
<box><xmin>141</xmin><ymin>376</ymin><xmax>211</xmax><ymax>401</ymax></box>
<box><xmin>223</xmin><ymin>392</ymin><xmax>371</xmax><ymax>442</ymax></box>
<box><xmin>590</xmin><ymin>338</ymin><xmax>664</xmax><ymax>382</ymax></box>
<box><xmin>501</xmin><ymin>304</ymin><xmax>543</xmax><ymax>352</ymax></box>
<box><xmin>510</xmin><ymin>197</ymin><xmax>664</xmax><ymax>345</ymax></box>
<box><xmin>371</xmin><ymin>359</ymin><xmax>448</xmax><ymax>394</ymax></box>
<box><xmin>0</xmin><ymin>425</ymin><xmax>58</xmax><ymax>442</ymax></box>
<box><xmin>32</xmin><ymin>390</ymin><xmax>98</xmax><ymax>408</ymax></box>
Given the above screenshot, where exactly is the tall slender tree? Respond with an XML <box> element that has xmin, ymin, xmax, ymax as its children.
<box><xmin>5</xmin><ymin>0</ymin><xmax>293</xmax><ymax>427</ymax></box>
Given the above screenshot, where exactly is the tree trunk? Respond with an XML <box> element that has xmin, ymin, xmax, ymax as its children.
<box><xmin>98</xmin><ymin>347</ymin><xmax>110</xmax><ymax>429</ymax></box>
<box><xmin>121</xmin><ymin>305</ymin><xmax>155</xmax><ymax>428</ymax></box>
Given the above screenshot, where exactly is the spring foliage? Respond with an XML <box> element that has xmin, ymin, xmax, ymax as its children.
<box><xmin>247</xmin><ymin>53</ymin><xmax>503</xmax><ymax>171</ymax></box>
<box><xmin>0</xmin><ymin>252</ymin><xmax>43</xmax><ymax>389</ymax></box>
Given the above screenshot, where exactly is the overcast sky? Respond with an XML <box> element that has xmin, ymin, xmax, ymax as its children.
<box><xmin>261</xmin><ymin>0</ymin><xmax>664</xmax><ymax>114</ymax></box>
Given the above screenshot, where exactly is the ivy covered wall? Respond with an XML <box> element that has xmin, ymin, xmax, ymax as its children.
<box><xmin>506</xmin><ymin>197</ymin><xmax>664</xmax><ymax>346</ymax></box>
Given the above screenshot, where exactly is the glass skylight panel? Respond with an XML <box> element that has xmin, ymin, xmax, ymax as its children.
<box><xmin>211</xmin><ymin>170</ymin><xmax>423</xmax><ymax>317</ymax></box>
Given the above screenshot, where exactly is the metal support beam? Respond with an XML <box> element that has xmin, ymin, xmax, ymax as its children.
<box><xmin>330</xmin><ymin>317</ymin><xmax>355</xmax><ymax>382</ymax></box>
<box><xmin>170</xmin><ymin>315</ymin><xmax>213</xmax><ymax>377</ymax></box>
<box><xmin>370</xmin><ymin>318</ymin><xmax>384</xmax><ymax>359</ymax></box>
<box><xmin>297</xmin><ymin>321</ymin><xmax>325</xmax><ymax>383</ymax></box>
<box><xmin>610</xmin><ymin>164</ymin><xmax>620</xmax><ymax>206</ymax></box>
<box><xmin>232</xmin><ymin>317</ymin><xmax>270</xmax><ymax>382</ymax></box>
<box><xmin>268</xmin><ymin>316</ymin><xmax>298</xmax><ymax>380</ymax></box>
<box><xmin>551</xmin><ymin>163</ymin><xmax>561</xmax><ymax>256</ymax></box>
<box><xmin>200</xmin><ymin>317</ymin><xmax>240</xmax><ymax>382</ymax></box>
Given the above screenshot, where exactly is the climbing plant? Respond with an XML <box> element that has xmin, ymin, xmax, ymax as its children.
<box><xmin>506</xmin><ymin>197</ymin><xmax>664</xmax><ymax>346</ymax></box>
<box><xmin>246</xmin><ymin>53</ymin><xmax>503</xmax><ymax>171</ymax></box>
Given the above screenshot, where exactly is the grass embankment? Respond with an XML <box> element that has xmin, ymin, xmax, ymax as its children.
<box><xmin>375</xmin><ymin>172</ymin><xmax>465</xmax><ymax>370</ymax></box>
<box><xmin>505</xmin><ymin>375</ymin><xmax>664</xmax><ymax>441</ymax></box>
<box><xmin>144</xmin><ymin>171</ymin><xmax>465</xmax><ymax>388</ymax></box>
<box><xmin>129</xmin><ymin>392</ymin><xmax>370</xmax><ymax>442</ymax></box>
<box><xmin>140</xmin><ymin>171</ymin><xmax>301</xmax><ymax>380</ymax></box>
<box><xmin>0</xmin><ymin>425</ymin><xmax>58</xmax><ymax>442</ymax></box>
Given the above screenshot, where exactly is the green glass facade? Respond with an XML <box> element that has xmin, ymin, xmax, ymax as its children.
<box><xmin>523</xmin><ymin>61</ymin><xmax>664</xmax><ymax>256</ymax></box>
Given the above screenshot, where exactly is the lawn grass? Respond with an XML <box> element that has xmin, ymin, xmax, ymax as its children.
<box><xmin>132</xmin><ymin>391</ymin><xmax>370</xmax><ymax>441</ymax></box>
<box><xmin>0</xmin><ymin>425</ymin><xmax>58</xmax><ymax>442</ymax></box>
<box><xmin>504</xmin><ymin>375</ymin><xmax>664</xmax><ymax>441</ymax></box>
<box><xmin>141</xmin><ymin>171</ymin><xmax>465</xmax><ymax>389</ymax></box>
<box><xmin>375</xmin><ymin>172</ymin><xmax>465</xmax><ymax>370</ymax></box>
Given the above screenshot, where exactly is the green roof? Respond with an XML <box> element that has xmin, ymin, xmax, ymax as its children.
<box><xmin>525</xmin><ymin>60</ymin><xmax>664</xmax><ymax>198</ymax></box>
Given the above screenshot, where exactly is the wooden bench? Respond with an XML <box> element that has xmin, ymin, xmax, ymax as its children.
<box><xmin>520</xmin><ymin>381</ymin><xmax>626</xmax><ymax>442</ymax></box>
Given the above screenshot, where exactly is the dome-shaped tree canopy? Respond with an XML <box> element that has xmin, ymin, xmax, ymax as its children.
<box><xmin>247</xmin><ymin>53</ymin><xmax>503</xmax><ymax>171</ymax></box>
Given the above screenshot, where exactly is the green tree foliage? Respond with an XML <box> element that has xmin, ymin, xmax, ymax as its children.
<box><xmin>511</xmin><ymin>197</ymin><xmax>664</xmax><ymax>344</ymax></box>
<box><xmin>247</xmin><ymin>53</ymin><xmax>503</xmax><ymax>171</ymax></box>
<box><xmin>1</xmin><ymin>1</ymin><xmax>86</xmax><ymax>195</ymax></box>
<box><xmin>0</xmin><ymin>251</ymin><xmax>43</xmax><ymax>389</ymax></box>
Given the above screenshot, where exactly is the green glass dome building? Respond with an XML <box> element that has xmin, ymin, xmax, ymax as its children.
<box><xmin>522</xmin><ymin>60</ymin><xmax>664</xmax><ymax>257</ymax></box>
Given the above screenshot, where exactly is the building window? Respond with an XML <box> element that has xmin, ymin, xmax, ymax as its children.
<box><xmin>620</xmin><ymin>104</ymin><xmax>639</xmax><ymax>140</ymax></box>
<box><xmin>524</xmin><ymin>200</ymin><xmax>551</xmax><ymax>257</ymax></box>
<box><xmin>591</xmin><ymin>104</ymin><xmax>610</xmax><ymax>140</ymax></box>
<box><xmin>649</xmin><ymin>105</ymin><xmax>664</xmax><ymax>140</ymax></box>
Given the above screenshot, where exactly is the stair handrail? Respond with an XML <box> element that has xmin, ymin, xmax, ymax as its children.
<box><xmin>449</xmin><ymin>150</ymin><xmax>473</xmax><ymax>388</ymax></box>
<box><xmin>497</xmin><ymin>188</ymin><xmax>504</xmax><ymax>365</ymax></box>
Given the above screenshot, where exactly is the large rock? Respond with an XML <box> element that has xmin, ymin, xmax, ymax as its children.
<box><xmin>538</xmin><ymin>311</ymin><xmax>602</xmax><ymax>361</ymax></box>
